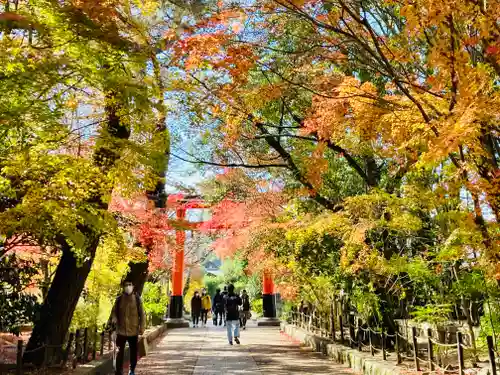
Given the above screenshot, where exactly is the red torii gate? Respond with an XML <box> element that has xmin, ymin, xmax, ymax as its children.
<box><xmin>166</xmin><ymin>194</ymin><xmax>278</xmax><ymax>327</ymax></box>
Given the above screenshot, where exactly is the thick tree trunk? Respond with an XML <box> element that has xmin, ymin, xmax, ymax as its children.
<box><xmin>24</xmin><ymin>236</ymin><xmax>98</xmax><ymax>365</ymax></box>
<box><xmin>126</xmin><ymin>257</ymin><xmax>150</xmax><ymax>296</ymax></box>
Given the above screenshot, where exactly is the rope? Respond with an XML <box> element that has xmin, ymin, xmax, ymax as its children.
<box><xmin>0</xmin><ymin>342</ymin><xmax>19</xmax><ymax>348</ymax></box>
<box><xmin>360</xmin><ymin>342</ymin><xmax>372</xmax><ymax>349</ymax></box>
<box><xmin>22</xmin><ymin>346</ymin><xmax>47</xmax><ymax>354</ymax></box>
<box><xmin>399</xmin><ymin>354</ymin><xmax>415</xmax><ymax>360</ymax></box>
<box><xmin>397</xmin><ymin>333</ymin><xmax>410</xmax><ymax>342</ymax></box>
<box><xmin>429</xmin><ymin>339</ymin><xmax>458</xmax><ymax>348</ymax></box>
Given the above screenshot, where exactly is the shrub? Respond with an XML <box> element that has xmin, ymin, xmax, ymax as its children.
<box><xmin>251</xmin><ymin>298</ymin><xmax>263</xmax><ymax>317</ymax></box>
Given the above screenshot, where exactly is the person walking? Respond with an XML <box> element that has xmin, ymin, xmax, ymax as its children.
<box><xmin>221</xmin><ymin>286</ymin><xmax>229</xmax><ymax>326</ymax></box>
<box><xmin>111</xmin><ymin>279</ymin><xmax>146</xmax><ymax>375</ymax></box>
<box><xmin>239</xmin><ymin>289</ymin><xmax>251</xmax><ymax>330</ymax></box>
<box><xmin>224</xmin><ymin>284</ymin><xmax>242</xmax><ymax>345</ymax></box>
<box><xmin>212</xmin><ymin>289</ymin><xmax>224</xmax><ymax>326</ymax></box>
<box><xmin>200</xmin><ymin>288</ymin><xmax>211</xmax><ymax>327</ymax></box>
<box><xmin>191</xmin><ymin>290</ymin><xmax>202</xmax><ymax>327</ymax></box>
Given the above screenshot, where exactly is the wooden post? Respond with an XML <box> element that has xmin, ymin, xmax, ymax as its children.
<box><xmin>330</xmin><ymin>301</ymin><xmax>336</xmax><ymax>341</ymax></box>
<box><xmin>324</xmin><ymin>314</ymin><xmax>327</xmax><ymax>337</ymax></box>
<box><xmin>357</xmin><ymin>318</ymin><xmax>362</xmax><ymax>352</ymax></box>
<box><xmin>369</xmin><ymin>329</ymin><xmax>374</xmax><ymax>356</ymax></box>
<box><xmin>339</xmin><ymin>316</ymin><xmax>345</xmax><ymax>345</ymax></box>
<box><xmin>108</xmin><ymin>330</ymin><xmax>112</xmax><ymax>351</ymax></box>
<box><xmin>349</xmin><ymin>314</ymin><xmax>356</xmax><ymax>348</ymax></box>
<box><xmin>92</xmin><ymin>327</ymin><xmax>97</xmax><ymax>360</ymax></box>
<box><xmin>395</xmin><ymin>332</ymin><xmax>401</xmax><ymax>364</ymax></box>
<box><xmin>412</xmin><ymin>327</ymin><xmax>420</xmax><ymax>371</ymax></box>
<box><xmin>427</xmin><ymin>328</ymin><xmax>434</xmax><ymax>371</ymax></box>
<box><xmin>487</xmin><ymin>336</ymin><xmax>497</xmax><ymax>375</ymax></box>
<box><xmin>100</xmin><ymin>331</ymin><xmax>105</xmax><ymax>357</ymax></box>
<box><xmin>62</xmin><ymin>332</ymin><xmax>74</xmax><ymax>366</ymax></box>
<box><xmin>457</xmin><ymin>332</ymin><xmax>464</xmax><ymax>375</ymax></box>
<box><xmin>320</xmin><ymin>314</ymin><xmax>324</xmax><ymax>337</ymax></box>
<box><xmin>83</xmin><ymin>327</ymin><xmax>89</xmax><ymax>362</ymax></box>
<box><xmin>382</xmin><ymin>330</ymin><xmax>387</xmax><ymax>361</ymax></box>
<box><xmin>16</xmin><ymin>340</ymin><xmax>23</xmax><ymax>375</ymax></box>
<box><xmin>309</xmin><ymin>311</ymin><xmax>313</xmax><ymax>332</ymax></box>
<box><xmin>323</xmin><ymin>314</ymin><xmax>329</xmax><ymax>337</ymax></box>
<box><xmin>75</xmin><ymin>329</ymin><xmax>81</xmax><ymax>363</ymax></box>
<box><xmin>43</xmin><ymin>338</ymin><xmax>49</xmax><ymax>367</ymax></box>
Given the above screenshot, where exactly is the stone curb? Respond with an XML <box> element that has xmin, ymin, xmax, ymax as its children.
<box><xmin>280</xmin><ymin>322</ymin><xmax>403</xmax><ymax>375</ymax></box>
<box><xmin>73</xmin><ymin>324</ymin><xmax>168</xmax><ymax>375</ymax></box>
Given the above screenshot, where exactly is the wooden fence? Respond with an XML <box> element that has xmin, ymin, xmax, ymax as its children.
<box><xmin>287</xmin><ymin>308</ymin><xmax>498</xmax><ymax>375</ymax></box>
<box><xmin>12</xmin><ymin>313</ymin><xmax>154</xmax><ymax>374</ymax></box>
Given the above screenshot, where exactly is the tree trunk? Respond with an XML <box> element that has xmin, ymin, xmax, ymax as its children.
<box><xmin>24</xmin><ymin>237</ymin><xmax>98</xmax><ymax>365</ymax></box>
<box><xmin>126</xmin><ymin>257</ymin><xmax>150</xmax><ymax>296</ymax></box>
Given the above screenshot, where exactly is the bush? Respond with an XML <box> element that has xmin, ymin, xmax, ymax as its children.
<box><xmin>0</xmin><ymin>256</ymin><xmax>40</xmax><ymax>334</ymax></box>
<box><xmin>142</xmin><ymin>282</ymin><xmax>168</xmax><ymax>321</ymax></box>
<box><xmin>251</xmin><ymin>298</ymin><xmax>263</xmax><ymax>317</ymax></box>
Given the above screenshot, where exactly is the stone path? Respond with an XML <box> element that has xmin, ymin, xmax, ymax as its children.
<box><xmin>133</xmin><ymin>321</ymin><xmax>353</xmax><ymax>374</ymax></box>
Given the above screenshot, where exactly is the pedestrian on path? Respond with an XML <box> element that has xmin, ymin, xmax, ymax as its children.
<box><xmin>221</xmin><ymin>286</ymin><xmax>229</xmax><ymax>326</ymax></box>
<box><xmin>201</xmin><ymin>288</ymin><xmax>211</xmax><ymax>327</ymax></box>
<box><xmin>111</xmin><ymin>279</ymin><xmax>146</xmax><ymax>375</ymax></box>
<box><xmin>239</xmin><ymin>289</ymin><xmax>251</xmax><ymax>330</ymax></box>
<box><xmin>224</xmin><ymin>284</ymin><xmax>242</xmax><ymax>345</ymax></box>
<box><xmin>213</xmin><ymin>288</ymin><xmax>224</xmax><ymax>326</ymax></box>
<box><xmin>191</xmin><ymin>290</ymin><xmax>202</xmax><ymax>327</ymax></box>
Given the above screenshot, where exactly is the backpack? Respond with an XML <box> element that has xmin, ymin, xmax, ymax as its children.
<box><xmin>115</xmin><ymin>293</ymin><xmax>143</xmax><ymax>327</ymax></box>
<box><xmin>242</xmin><ymin>295</ymin><xmax>250</xmax><ymax>311</ymax></box>
<box><xmin>225</xmin><ymin>295</ymin><xmax>240</xmax><ymax>315</ymax></box>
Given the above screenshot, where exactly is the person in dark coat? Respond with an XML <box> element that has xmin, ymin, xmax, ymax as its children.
<box><xmin>191</xmin><ymin>291</ymin><xmax>202</xmax><ymax>327</ymax></box>
<box><xmin>212</xmin><ymin>288</ymin><xmax>224</xmax><ymax>326</ymax></box>
<box><xmin>221</xmin><ymin>286</ymin><xmax>229</xmax><ymax>326</ymax></box>
<box><xmin>225</xmin><ymin>284</ymin><xmax>242</xmax><ymax>345</ymax></box>
<box><xmin>239</xmin><ymin>289</ymin><xmax>251</xmax><ymax>330</ymax></box>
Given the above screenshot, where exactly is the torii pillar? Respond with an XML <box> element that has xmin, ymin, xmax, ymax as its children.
<box><xmin>257</xmin><ymin>271</ymin><xmax>280</xmax><ymax>326</ymax></box>
<box><xmin>166</xmin><ymin>206</ymin><xmax>190</xmax><ymax>328</ymax></box>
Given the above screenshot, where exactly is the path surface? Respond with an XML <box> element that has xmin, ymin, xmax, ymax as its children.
<box><xmin>133</xmin><ymin>321</ymin><xmax>353</xmax><ymax>374</ymax></box>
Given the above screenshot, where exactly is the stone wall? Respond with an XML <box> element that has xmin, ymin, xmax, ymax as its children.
<box><xmin>281</xmin><ymin>322</ymin><xmax>402</xmax><ymax>375</ymax></box>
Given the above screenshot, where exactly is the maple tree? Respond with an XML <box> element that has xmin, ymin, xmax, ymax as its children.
<box><xmin>0</xmin><ymin>0</ymin><xmax>178</xmax><ymax>363</ymax></box>
<box><xmin>169</xmin><ymin>0</ymin><xmax>499</xmax><ymax>351</ymax></box>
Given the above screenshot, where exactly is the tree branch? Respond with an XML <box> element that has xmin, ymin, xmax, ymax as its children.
<box><xmin>169</xmin><ymin>151</ymin><xmax>288</xmax><ymax>169</ymax></box>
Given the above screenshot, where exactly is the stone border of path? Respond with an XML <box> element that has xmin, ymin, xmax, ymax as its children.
<box><xmin>73</xmin><ymin>324</ymin><xmax>168</xmax><ymax>375</ymax></box>
<box><xmin>281</xmin><ymin>322</ymin><xmax>403</xmax><ymax>375</ymax></box>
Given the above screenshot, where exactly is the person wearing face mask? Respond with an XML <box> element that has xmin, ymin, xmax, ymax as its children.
<box><xmin>111</xmin><ymin>279</ymin><xmax>146</xmax><ymax>375</ymax></box>
<box><xmin>191</xmin><ymin>290</ymin><xmax>202</xmax><ymax>327</ymax></box>
<box><xmin>200</xmin><ymin>288</ymin><xmax>211</xmax><ymax>327</ymax></box>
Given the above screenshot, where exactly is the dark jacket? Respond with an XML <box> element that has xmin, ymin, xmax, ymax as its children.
<box><xmin>213</xmin><ymin>292</ymin><xmax>224</xmax><ymax>312</ymax></box>
<box><xmin>241</xmin><ymin>295</ymin><xmax>250</xmax><ymax>311</ymax></box>
<box><xmin>224</xmin><ymin>292</ymin><xmax>242</xmax><ymax>321</ymax></box>
<box><xmin>191</xmin><ymin>295</ymin><xmax>202</xmax><ymax>314</ymax></box>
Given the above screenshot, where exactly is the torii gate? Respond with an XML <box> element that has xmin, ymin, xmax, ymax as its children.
<box><xmin>166</xmin><ymin>194</ymin><xmax>279</xmax><ymax>327</ymax></box>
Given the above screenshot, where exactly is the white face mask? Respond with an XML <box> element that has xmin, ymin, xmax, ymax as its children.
<box><xmin>124</xmin><ymin>285</ymin><xmax>133</xmax><ymax>295</ymax></box>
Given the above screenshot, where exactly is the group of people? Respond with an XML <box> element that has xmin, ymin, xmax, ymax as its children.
<box><xmin>191</xmin><ymin>284</ymin><xmax>251</xmax><ymax>345</ymax></box>
<box><xmin>109</xmin><ymin>280</ymin><xmax>255</xmax><ymax>375</ymax></box>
